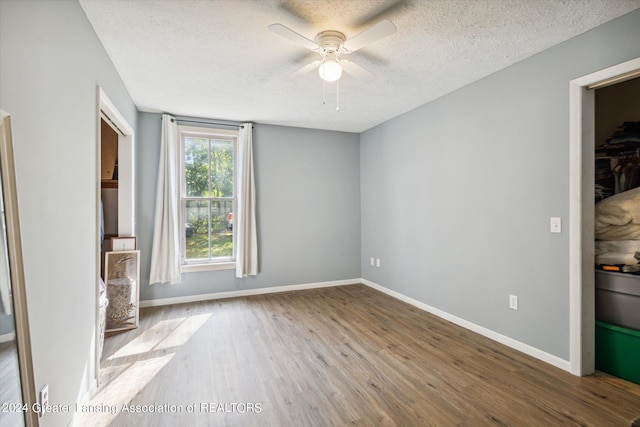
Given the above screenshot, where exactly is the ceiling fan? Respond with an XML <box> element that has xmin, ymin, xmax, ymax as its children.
<box><xmin>268</xmin><ymin>19</ymin><xmax>397</xmax><ymax>83</ymax></box>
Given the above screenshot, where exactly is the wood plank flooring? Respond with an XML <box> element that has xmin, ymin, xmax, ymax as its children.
<box><xmin>0</xmin><ymin>340</ymin><xmax>24</xmax><ymax>427</ymax></box>
<box><xmin>76</xmin><ymin>284</ymin><xmax>640</xmax><ymax>427</ymax></box>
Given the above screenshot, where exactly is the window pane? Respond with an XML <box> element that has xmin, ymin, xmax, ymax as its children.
<box><xmin>184</xmin><ymin>137</ymin><xmax>209</xmax><ymax>197</ymax></box>
<box><xmin>185</xmin><ymin>199</ymin><xmax>210</xmax><ymax>260</ymax></box>
<box><xmin>210</xmin><ymin>200</ymin><xmax>233</xmax><ymax>258</ymax></box>
<box><xmin>209</xmin><ymin>140</ymin><xmax>233</xmax><ymax>197</ymax></box>
<box><xmin>181</xmin><ymin>128</ymin><xmax>236</xmax><ymax>265</ymax></box>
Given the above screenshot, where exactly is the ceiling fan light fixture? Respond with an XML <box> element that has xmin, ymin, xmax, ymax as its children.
<box><xmin>319</xmin><ymin>59</ymin><xmax>342</xmax><ymax>82</ymax></box>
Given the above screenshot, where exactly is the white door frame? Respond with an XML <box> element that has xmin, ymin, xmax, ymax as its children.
<box><xmin>568</xmin><ymin>57</ymin><xmax>640</xmax><ymax>375</ymax></box>
<box><xmin>95</xmin><ymin>87</ymin><xmax>135</xmax><ymax>383</ymax></box>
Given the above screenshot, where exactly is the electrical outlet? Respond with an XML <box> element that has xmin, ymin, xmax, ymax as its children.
<box><xmin>370</xmin><ymin>257</ymin><xmax>375</xmax><ymax>266</ymax></box>
<box><xmin>509</xmin><ymin>295</ymin><xmax>518</xmax><ymax>310</ymax></box>
<box><xmin>376</xmin><ymin>258</ymin><xmax>381</xmax><ymax>267</ymax></box>
<box><xmin>39</xmin><ymin>384</ymin><xmax>49</xmax><ymax>417</ymax></box>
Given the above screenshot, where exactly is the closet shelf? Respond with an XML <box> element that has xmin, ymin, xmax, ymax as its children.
<box><xmin>101</xmin><ymin>179</ymin><xmax>118</xmax><ymax>189</ymax></box>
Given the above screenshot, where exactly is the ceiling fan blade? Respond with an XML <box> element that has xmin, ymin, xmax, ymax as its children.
<box><xmin>291</xmin><ymin>59</ymin><xmax>322</xmax><ymax>78</ymax></box>
<box><xmin>340</xmin><ymin>59</ymin><xmax>374</xmax><ymax>82</ymax></box>
<box><xmin>341</xmin><ymin>20</ymin><xmax>396</xmax><ymax>53</ymax></box>
<box><xmin>268</xmin><ymin>23</ymin><xmax>319</xmax><ymax>51</ymax></box>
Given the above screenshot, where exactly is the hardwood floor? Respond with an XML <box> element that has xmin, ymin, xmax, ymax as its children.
<box><xmin>0</xmin><ymin>340</ymin><xmax>24</xmax><ymax>427</ymax></box>
<box><xmin>76</xmin><ymin>284</ymin><xmax>640</xmax><ymax>426</ymax></box>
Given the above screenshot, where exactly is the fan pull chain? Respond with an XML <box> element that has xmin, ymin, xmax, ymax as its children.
<box><xmin>322</xmin><ymin>77</ymin><xmax>326</xmax><ymax>105</ymax></box>
<box><xmin>336</xmin><ymin>79</ymin><xmax>340</xmax><ymax>111</ymax></box>
<box><xmin>321</xmin><ymin>57</ymin><xmax>327</xmax><ymax>105</ymax></box>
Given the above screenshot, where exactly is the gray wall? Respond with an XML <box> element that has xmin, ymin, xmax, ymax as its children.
<box><xmin>361</xmin><ymin>9</ymin><xmax>640</xmax><ymax>361</ymax></box>
<box><xmin>137</xmin><ymin>114</ymin><xmax>361</xmax><ymax>301</ymax></box>
<box><xmin>0</xmin><ymin>312</ymin><xmax>14</xmax><ymax>336</ymax></box>
<box><xmin>0</xmin><ymin>1</ymin><xmax>137</xmax><ymax>426</ymax></box>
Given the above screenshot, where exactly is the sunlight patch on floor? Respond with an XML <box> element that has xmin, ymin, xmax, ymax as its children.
<box><xmin>75</xmin><ymin>353</ymin><xmax>174</xmax><ymax>426</ymax></box>
<box><xmin>108</xmin><ymin>313</ymin><xmax>212</xmax><ymax>359</ymax></box>
<box><xmin>74</xmin><ymin>312</ymin><xmax>214</xmax><ymax>425</ymax></box>
<box><xmin>154</xmin><ymin>313</ymin><xmax>212</xmax><ymax>351</ymax></box>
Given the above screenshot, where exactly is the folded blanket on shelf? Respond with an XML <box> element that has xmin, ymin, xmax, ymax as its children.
<box><xmin>595</xmin><ymin>240</ymin><xmax>640</xmax><ymax>255</ymax></box>
<box><xmin>595</xmin><ymin>187</ymin><xmax>640</xmax><ymax>240</ymax></box>
<box><xmin>595</xmin><ymin>241</ymin><xmax>640</xmax><ymax>267</ymax></box>
<box><xmin>596</xmin><ymin>251</ymin><xmax>640</xmax><ymax>265</ymax></box>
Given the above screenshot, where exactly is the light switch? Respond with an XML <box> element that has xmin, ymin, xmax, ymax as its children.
<box><xmin>550</xmin><ymin>217</ymin><xmax>561</xmax><ymax>233</ymax></box>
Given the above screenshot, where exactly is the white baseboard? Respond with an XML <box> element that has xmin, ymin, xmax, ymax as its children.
<box><xmin>0</xmin><ymin>331</ymin><xmax>15</xmax><ymax>344</ymax></box>
<box><xmin>140</xmin><ymin>278</ymin><xmax>361</xmax><ymax>308</ymax></box>
<box><xmin>361</xmin><ymin>279</ymin><xmax>572</xmax><ymax>373</ymax></box>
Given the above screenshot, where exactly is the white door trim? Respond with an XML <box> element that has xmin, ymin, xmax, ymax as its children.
<box><xmin>569</xmin><ymin>57</ymin><xmax>640</xmax><ymax>375</ymax></box>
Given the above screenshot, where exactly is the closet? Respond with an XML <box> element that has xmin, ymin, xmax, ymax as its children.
<box><xmin>98</xmin><ymin>115</ymin><xmax>139</xmax><ymax>353</ymax></box>
<box><xmin>101</xmin><ymin>117</ymin><xmax>119</xmax><ymax>248</ymax></box>
<box><xmin>593</xmin><ymin>77</ymin><xmax>640</xmax><ymax>385</ymax></box>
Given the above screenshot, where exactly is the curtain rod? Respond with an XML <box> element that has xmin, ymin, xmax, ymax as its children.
<box><xmin>170</xmin><ymin>118</ymin><xmax>248</xmax><ymax>128</ymax></box>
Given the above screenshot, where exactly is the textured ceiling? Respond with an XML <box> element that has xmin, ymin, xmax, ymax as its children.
<box><xmin>79</xmin><ymin>0</ymin><xmax>639</xmax><ymax>133</ymax></box>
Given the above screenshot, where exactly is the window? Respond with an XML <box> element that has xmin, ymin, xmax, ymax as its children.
<box><xmin>179</xmin><ymin>126</ymin><xmax>237</xmax><ymax>268</ymax></box>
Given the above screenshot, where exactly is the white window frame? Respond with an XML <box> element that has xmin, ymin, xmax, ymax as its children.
<box><xmin>178</xmin><ymin>125</ymin><xmax>237</xmax><ymax>272</ymax></box>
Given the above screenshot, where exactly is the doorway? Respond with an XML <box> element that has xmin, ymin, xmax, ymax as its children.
<box><xmin>95</xmin><ymin>88</ymin><xmax>135</xmax><ymax>385</ymax></box>
<box><xmin>569</xmin><ymin>57</ymin><xmax>640</xmax><ymax>376</ymax></box>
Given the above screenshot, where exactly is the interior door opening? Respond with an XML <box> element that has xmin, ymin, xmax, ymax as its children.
<box><xmin>95</xmin><ymin>88</ymin><xmax>135</xmax><ymax>387</ymax></box>
<box><xmin>569</xmin><ymin>58</ymin><xmax>640</xmax><ymax>377</ymax></box>
<box><xmin>592</xmin><ymin>77</ymin><xmax>640</xmax><ymax>384</ymax></box>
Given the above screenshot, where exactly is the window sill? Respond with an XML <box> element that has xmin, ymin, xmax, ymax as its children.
<box><xmin>181</xmin><ymin>262</ymin><xmax>235</xmax><ymax>273</ymax></box>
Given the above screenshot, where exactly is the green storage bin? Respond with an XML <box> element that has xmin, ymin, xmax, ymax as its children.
<box><xmin>595</xmin><ymin>321</ymin><xmax>640</xmax><ymax>385</ymax></box>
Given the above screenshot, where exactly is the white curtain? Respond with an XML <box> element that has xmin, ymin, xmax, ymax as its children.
<box><xmin>235</xmin><ymin>123</ymin><xmax>258</xmax><ymax>278</ymax></box>
<box><xmin>150</xmin><ymin>114</ymin><xmax>181</xmax><ymax>285</ymax></box>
